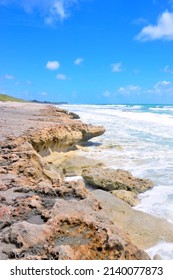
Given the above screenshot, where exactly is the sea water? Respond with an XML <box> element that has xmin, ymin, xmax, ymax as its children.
<box><xmin>59</xmin><ymin>104</ymin><xmax>173</xmax><ymax>259</ymax></box>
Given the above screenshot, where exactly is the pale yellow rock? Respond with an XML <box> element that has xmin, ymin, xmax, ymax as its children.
<box><xmin>111</xmin><ymin>189</ymin><xmax>139</xmax><ymax>206</ymax></box>
<box><xmin>94</xmin><ymin>189</ymin><xmax>173</xmax><ymax>250</ymax></box>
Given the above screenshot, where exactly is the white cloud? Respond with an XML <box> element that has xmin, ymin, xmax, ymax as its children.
<box><xmin>74</xmin><ymin>57</ymin><xmax>84</xmax><ymax>65</ymax></box>
<box><xmin>153</xmin><ymin>80</ymin><xmax>171</xmax><ymax>89</ymax></box>
<box><xmin>102</xmin><ymin>90</ymin><xmax>111</xmax><ymax>98</ymax></box>
<box><xmin>45</xmin><ymin>1</ymin><xmax>69</xmax><ymax>24</ymax></box>
<box><xmin>162</xmin><ymin>65</ymin><xmax>173</xmax><ymax>74</ymax></box>
<box><xmin>4</xmin><ymin>74</ymin><xmax>14</xmax><ymax>80</ymax></box>
<box><xmin>145</xmin><ymin>80</ymin><xmax>173</xmax><ymax>96</ymax></box>
<box><xmin>46</xmin><ymin>60</ymin><xmax>60</xmax><ymax>70</ymax></box>
<box><xmin>0</xmin><ymin>0</ymin><xmax>79</xmax><ymax>24</ymax></box>
<box><xmin>56</xmin><ymin>73</ymin><xmax>69</xmax><ymax>80</ymax></box>
<box><xmin>111</xmin><ymin>62</ymin><xmax>124</xmax><ymax>72</ymax></box>
<box><xmin>136</xmin><ymin>11</ymin><xmax>173</xmax><ymax>41</ymax></box>
<box><xmin>115</xmin><ymin>81</ymin><xmax>173</xmax><ymax>100</ymax></box>
<box><xmin>53</xmin><ymin>1</ymin><xmax>67</xmax><ymax>19</ymax></box>
<box><xmin>118</xmin><ymin>84</ymin><xmax>141</xmax><ymax>95</ymax></box>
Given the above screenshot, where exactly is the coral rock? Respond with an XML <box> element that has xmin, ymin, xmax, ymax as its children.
<box><xmin>82</xmin><ymin>167</ymin><xmax>153</xmax><ymax>193</ymax></box>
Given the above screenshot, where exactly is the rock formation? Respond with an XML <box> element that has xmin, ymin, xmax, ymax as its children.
<box><xmin>0</xmin><ymin>102</ymin><xmax>172</xmax><ymax>260</ymax></box>
<box><xmin>82</xmin><ymin>167</ymin><xmax>153</xmax><ymax>193</ymax></box>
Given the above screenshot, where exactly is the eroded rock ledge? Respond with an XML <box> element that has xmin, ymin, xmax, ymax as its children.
<box><xmin>0</xmin><ymin>102</ymin><xmax>172</xmax><ymax>260</ymax></box>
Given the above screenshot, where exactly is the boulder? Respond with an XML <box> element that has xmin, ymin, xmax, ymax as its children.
<box><xmin>82</xmin><ymin>167</ymin><xmax>153</xmax><ymax>193</ymax></box>
<box><xmin>61</xmin><ymin>155</ymin><xmax>104</xmax><ymax>176</ymax></box>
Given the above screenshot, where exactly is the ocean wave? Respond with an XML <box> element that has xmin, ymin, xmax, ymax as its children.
<box><xmin>149</xmin><ymin>107</ymin><xmax>173</xmax><ymax>112</ymax></box>
<box><xmin>134</xmin><ymin>185</ymin><xmax>173</xmax><ymax>223</ymax></box>
<box><xmin>146</xmin><ymin>242</ymin><xmax>173</xmax><ymax>260</ymax></box>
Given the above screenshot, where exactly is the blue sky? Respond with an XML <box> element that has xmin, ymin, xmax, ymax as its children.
<box><xmin>1</xmin><ymin>0</ymin><xmax>173</xmax><ymax>104</ymax></box>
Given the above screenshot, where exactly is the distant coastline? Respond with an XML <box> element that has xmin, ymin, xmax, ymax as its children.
<box><xmin>31</xmin><ymin>99</ymin><xmax>68</xmax><ymax>105</ymax></box>
<box><xmin>1</xmin><ymin>94</ymin><xmax>173</xmax><ymax>106</ymax></box>
<box><xmin>0</xmin><ymin>93</ymin><xmax>68</xmax><ymax>105</ymax></box>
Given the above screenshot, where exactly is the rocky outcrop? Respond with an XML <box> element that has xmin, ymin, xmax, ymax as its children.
<box><xmin>0</xmin><ymin>102</ymin><xmax>171</xmax><ymax>260</ymax></box>
<box><xmin>28</xmin><ymin>124</ymin><xmax>105</xmax><ymax>156</ymax></box>
<box><xmin>82</xmin><ymin>167</ymin><xmax>153</xmax><ymax>194</ymax></box>
<box><xmin>0</xmin><ymin>139</ymin><xmax>150</xmax><ymax>260</ymax></box>
<box><xmin>2</xmin><ymin>194</ymin><xmax>149</xmax><ymax>260</ymax></box>
<box><xmin>40</xmin><ymin>106</ymin><xmax>80</xmax><ymax>119</ymax></box>
<box><xmin>45</xmin><ymin>152</ymin><xmax>104</xmax><ymax>176</ymax></box>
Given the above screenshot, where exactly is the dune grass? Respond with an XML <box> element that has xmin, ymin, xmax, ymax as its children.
<box><xmin>0</xmin><ymin>94</ymin><xmax>27</xmax><ymax>102</ymax></box>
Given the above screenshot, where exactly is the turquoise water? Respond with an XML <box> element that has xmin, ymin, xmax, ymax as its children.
<box><xmin>59</xmin><ymin>104</ymin><xmax>173</xmax><ymax>259</ymax></box>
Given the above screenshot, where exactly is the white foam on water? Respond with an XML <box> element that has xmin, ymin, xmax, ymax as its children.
<box><xmin>108</xmin><ymin>110</ymin><xmax>173</xmax><ymax>128</ymax></box>
<box><xmin>146</xmin><ymin>242</ymin><xmax>173</xmax><ymax>260</ymax></box>
<box><xmin>134</xmin><ymin>186</ymin><xmax>173</xmax><ymax>223</ymax></box>
<box><xmin>64</xmin><ymin>176</ymin><xmax>83</xmax><ymax>182</ymax></box>
<box><xmin>131</xmin><ymin>105</ymin><xmax>142</xmax><ymax>109</ymax></box>
<box><xmin>150</xmin><ymin>106</ymin><xmax>173</xmax><ymax>112</ymax></box>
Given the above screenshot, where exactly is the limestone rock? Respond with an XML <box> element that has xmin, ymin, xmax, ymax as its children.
<box><xmin>46</xmin><ymin>197</ymin><xmax>150</xmax><ymax>260</ymax></box>
<box><xmin>41</xmin><ymin>106</ymin><xmax>80</xmax><ymax>119</ymax></box>
<box><xmin>93</xmin><ymin>189</ymin><xmax>173</xmax><ymax>250</ymax></box>
<box><xmin>2</xmin><ymin>221</ymin><xmax>52</xmax><ymax>250</ymax></box>
<box><xmin>56</xmin><ymin>179</ymin><xmax>91</xmax><ymax>200</ymax></box>
<box><xmin>82</xmin><ymin>167</ymin><xmax>153</xmax><ymax>193</ymax></box>
<box><xmin>0</xmin><ymin>103</ymin><xmax>154</xmax><ymax>260</ymax></box>
<box><xmin>0</xmin><ymin>182</ymin><xmax>7</xmax><ymax>191</ymax></box>
<box><xmin>54</xmin><ymin>245</ymin><xmax>75</xmax><ymax>260</ymax></box>
<box><xmin>34</xmin><ymin>181</ymin><xmax>57</xmax><ymax>196</ymax></box>
<box><xmin>42</xmin><ymin>167</ymin><xmax>63</xmax><ymax>185</ymax></box>
<box><xmin>111</xmin><ymin>190</ymin><xmax>139</xmax><ymax>206</ymax></box>
<box><xmin>0</xmin><ymin>205</ymin><xmax>12</xmax><ymax>230</ymax></box>
<box><xmin>61</xmin><ymin>155</ymin><xmax>104</xmax><ymax>176</ymax></box>
<box><xmin>29</xmin><ymin>124</ymin><xmax>105</xmax><ymax>156</ymax></box>
<box><xmin>1</xmin><ymin>194</ymin><xmax>150</xmax><ymax>260</ymax></box>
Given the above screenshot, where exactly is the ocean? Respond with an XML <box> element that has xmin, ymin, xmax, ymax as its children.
<box><xmin>59</xmin><ymin>104</ymin><xmax>173</xmax><ymax>259</ymax></box>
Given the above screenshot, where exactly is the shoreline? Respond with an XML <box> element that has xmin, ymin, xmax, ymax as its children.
<box><xmin>0</xmin><ymin>102</ymin><xmax>173</xmax><ymax>260</ymax></box>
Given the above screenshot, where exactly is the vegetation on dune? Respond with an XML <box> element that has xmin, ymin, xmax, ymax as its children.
<box><xmin>0</xmin><ymin>93</ymin><xmax>67</xmax><ymax>104</ymax></box>
<box><xmin>0</xmin><ymin>94</ymin><xmax>27</xmax><ymax>102</ymax></box>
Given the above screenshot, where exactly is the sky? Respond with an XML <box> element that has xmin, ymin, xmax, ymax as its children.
<box><xmin>1</xmin><ymin>0</ymin><xmax>173</xmax><ymax>104</ymax></box>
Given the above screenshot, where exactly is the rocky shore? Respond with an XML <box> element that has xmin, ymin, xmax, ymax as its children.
<box><xmin>1</xmin><ymin>102</ymin><xmax>173</xmax><ymax>260</ymax></box>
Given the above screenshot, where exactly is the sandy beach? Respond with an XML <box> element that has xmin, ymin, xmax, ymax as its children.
<box><xmin>0</xmin><ymin>102</ymin><xmax>74</xmax><ymax>141</ymax></box>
